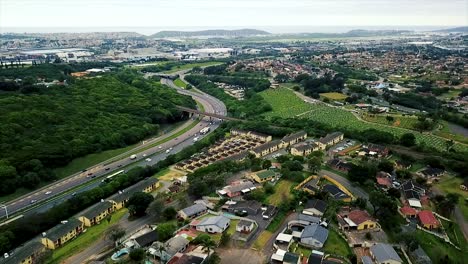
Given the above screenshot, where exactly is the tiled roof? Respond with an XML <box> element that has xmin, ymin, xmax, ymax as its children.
<box><xmin>305</xmin><ymin>199</ymin><xmax>327</xmax><ymax>213</ymax></box>
<box><xmin>256</xmin><ymin>170</ymin><xmax>277</xmax><ymax>179</ymax></box>
<box><xmin>1</xmin><ymin>241</ymin><xmax>43</xmax><ymax>264</ymax></box>
<box><xmin>44</xmin><ymin>218</ymin><xmax>82</xmax><ymax>241</ymax></box>
<box><xmin>301</xmin><ymin>224</ymin><xmax>329</xmax><ymax>244</ymax></box>
<box><xmin>418</xmin><ymin>210</ymin><xmax>439</xmax><ymax>226</ymax></box>
<box><xmin>180</xmin><ymin>204</ymin><xmax>207</xmax><ymax>217</ymax></box>
<box><xmin>370</xmin><ymin>243</ymin><xmax>402</xmax><ymax>263</ymax></box>
<box><xmin>282</xmin><ymin>130</ymin><xmax>307</xmax><ymax>142</ymax></box>
<box><xmin>347</xmin><ymin>210</ymin><xmax>374</xmax><ymax>225</ymax></box>
<box><xmin>400</xmin><ymin>206</ymin><xmax>417</xmax><ymax>216</ymax></box>
<box><xmin>80</xmin><ymin>201</ymin><xmax>113</xmax><ymax>219</ymax></box>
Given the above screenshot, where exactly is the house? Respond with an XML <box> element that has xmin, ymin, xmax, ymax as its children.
<box><xmin>327</xmin><ymin>159</ymin><xmax>352</xmax><ymax>172</ymax></box>
<box><xmin>282</xmin><ymin>252</ymin><xmax>301</xmax><ymax>264</ymax></box>
<box><xmin>249</xmin><ymin>131</ymin><xmax>273</xmax><ymax>142</ymax></box>
<box><xmin>275</xmin><ymin>233</ymin><xmax>294</xmax><ymax>249</ymax></box>
<box><xmin>418</xmin><ymin>210</ymin><xmax>440</xmax><ymax>230</ymax></box>
<box><xmin>361</xmin><ymin>256</ymin><xmax>373</xmax><ymax>264</ymax></box>
<box><xmin>370</xmin><ymin>243</ymin><xmax>403</xmax><ymax>264</ymax></box>
<box><xmin>262</xmin><ymin>204</ymin><xmax>278</xmax><ymax>219</ymax></box>
<box><xmin>419</xmin><ymin>167</ymin><xmax>444</xmax><ymax>180</ymax></box>
<box><xmin>178</xmin><ymin>204</ymin><xmax>208</xmax><ymax>220</ymax></box>
<box><xmin>2</xmin><ymin>241</ymin><xmax>44</xmax><ymax>264</ymax></box>
<box><xmin>250</xmin><ymin>140</ymin><xmax>282</xmax><ymax>157</ymax></box>
<box><xmin>322</xmin><ymin>184</ymin><xmax>351</xmax><ymax>202</ymax></box>
<box><xmin>395</xmin><ymin>160</ymin><xmax>412</xmax><ymax>170</ymax></box>
<box><xmin>411</xmin><ymin>246</ymin><xmax>432</xmax><ymax>264</ymax></box>
<box><xmin>133</xmin><ymin>230</ymin><xmax>159</xmax><ymax>248</ymax></box>
<box><xmin>251</xmin><ymin>169</ymin><xmax>279</xmax><ymax>183</ymax></box>
<box><xmin>302</xmin><ymin>199</ymin><xmax>327</xmax><ymax>217</ymax></box>
<box><xmin>307</xmin><ymin>250</ymin><xmax>324</xmax><ymax>264</ymax></box>
<box><xmin>152</xmin><ymin>236</ymin><xmax>190</xmax><ymax>262</ymax></box>
<box><xmin>318</xmin><ymin>132</ymin><xmax>344</xmax><ymax>148</ymax></box>
<box><xmin>218</xmin><ymin>180</ymin><xmax>256</xmax><ymax>197</ymax></box>
<box><xmin>402</xmin><ymin>180</ymin><xmax>425</xmax><ymax>196</ymax></box>
<box><xmin>78</xmin><ymin>201</ymin><xmax>114</xmax><ymax>227</ymax></box>
<box><xmin>337</xmin><ymin>209</ymin><xmax>377</xmax><ymax>231</ymax></box>
<box><xmin>192</xmin><ymin>215</ymin><xmax>230</xmax><ymax>234</ymax></box>
<box><xmin>236</xmin><ymin>220</ymin><xmax>255</xmax><ymax>234</ymax></box>
<box><xmin>290</xmin><ymin>142</ymin><xmax>320</xmax><ymax>156</ymax></box>
<box><xmin>222</xmin><ymin>200</ymin><xmax>262</xmax><ymax>216</ymax></box>
<box><xmin>281</xmin><ymin>130</ymin><xmax>307</xmax><ymax>147</ymax></box>
<box><xmin>41</xmin><ymin>218</ymin><xmax>84</xmax><ymax>250</ymax></box>
<box><xmin>167</xmin><ymin>254</ymin><xmax>204</xmax><ymax>264</ymax></box>
<box><xmin>300</xmin><ymin>224</ymin><xmax>329</xmax><ymax>248</ymax></box>
<box><xmin>376</xmin><ymin>171</ymin><xmax>392</xmax><ymax>189</ymax></box>
<box><xmin>366</xmin><ymin>144</ymin><xmax>389</xmax><ymax>157</ymax></box>
<box><xmin>399</xmin><ymin>206</ymin><xmax>417</xmax><ymax>218</ymax></box>
<box><xmin>108</xmin><ymin>178</ymin><xmax>160</xmax><ymax>210</ymax></box>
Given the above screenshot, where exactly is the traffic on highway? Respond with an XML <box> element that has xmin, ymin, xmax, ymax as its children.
<box><xmin>0</xmin><ymin>75</ymin><xmax>227</xmax><ymax>220</ymax></box>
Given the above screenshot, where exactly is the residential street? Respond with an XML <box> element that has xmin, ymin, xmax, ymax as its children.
<box><xmin>64</xmin><ymin>181</ymin><xmax>172</xmax><ymax>264</ymax></box>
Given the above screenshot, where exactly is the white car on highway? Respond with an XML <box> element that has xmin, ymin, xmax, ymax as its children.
<box><xmin>145</xmin><ymin>158</ymin><xmax>152</xmax><ymax>162</ymax></box>
<box><xmin>45</xmin><ymin>191</ymin><xmax>52</xmax><ymax>195</ymax></box>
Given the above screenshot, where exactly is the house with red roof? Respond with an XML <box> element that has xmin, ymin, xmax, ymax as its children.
<box><xmin>399</xmin><ymin>206</ymin><xmax>417</xmax><ymax>218</ymax></box>
<box><xmin>418</xmin><ymin>210</ymin><xmax>440</xmax><ymax>230</ymax></box>
<box><xmin>337</xmin><ymin>208</ymin><xmax>378</xmax><ymax>231</ymax></box>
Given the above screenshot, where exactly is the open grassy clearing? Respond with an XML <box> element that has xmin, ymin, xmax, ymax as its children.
<box><xmin>361</xmin><ymin>113</ymin><xmax>419</xmax><ymax>130</ymax></box>
<box><xmin>162</xmin><ymin>61</ymin><xmax>223</xmax><ymax>74</ymax></box>
<box><xmin>434</xmin><ymin>121</ymin><xmax>468</xmax><ymax>145</ymax></box>
<box><xmin>320</xmin><ymin>92</ymin><xmax>348</xmax><ymax>101</ymax></box>
<box><xmin>440</xmin><ymin>219</ymin><xmax>466</xmax><ymax>249</ymax></box>
<box><xmin>268</xmin><ymin>180</ymin><xmax>294</xmax><ymax>206</ymax></box>
<box><xmin>49</xmin><ymin>209</ymin><xmax>128</xmax><ymax>264</ymax></box>
<box><xmin>260</xmin><ymin>88</ymin><xmax>468</xmax><ymax>152</ymax></box>
<box><xmin>323</xmin><ymin>228</ymin><xmax>352</xmax><ymax>257</ymax></box>
<box><xmin>174</xmin><ymin>78</ymin><xmax>187</xmax><ymax>88</ymax></box>
<box><xmin>155</xmin><ymin>168</ymin><xmax>185</xmax><ymax>181</ymax></box>
<box><xmin>415</xmin><ymin>230</ymin><xmax>467</xmax><ymax>264</ymax></box>
<box><xmin>435</xmin><ymin>177</ymin><xmax>468</xmax><ymax>220</ymax></box>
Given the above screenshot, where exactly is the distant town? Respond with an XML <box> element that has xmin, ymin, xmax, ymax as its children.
<box><xmin>0</xmin><ymin>27</ymin><xmax>467</xmax><ymax>264</ymax></box>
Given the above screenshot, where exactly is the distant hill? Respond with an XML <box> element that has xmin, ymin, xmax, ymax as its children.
<box><xmin>432</xmin><ymin>27</ymin><xmax>468</xmax><ymax>33</ymax></box>
<box><xmin>151</xmin><ymin>29</ymin><xmax>271</xmax><ymax>38</ymax></box>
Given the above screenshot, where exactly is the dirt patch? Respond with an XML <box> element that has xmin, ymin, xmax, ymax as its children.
<box><xmin>158</xmin><ymin>169</ymin><xmax>185</xmax><ymax>181</ymax></box>
<box><xmin>217</xmin><ymin>248</ymin><xmax>265</xmax><ymax>264</ymax></box>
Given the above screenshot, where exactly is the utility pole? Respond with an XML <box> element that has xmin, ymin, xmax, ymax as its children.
<box><xmin>0</xmin><ymin>204</ymin><xmax>8</xmax><ymax>219</ymax></box>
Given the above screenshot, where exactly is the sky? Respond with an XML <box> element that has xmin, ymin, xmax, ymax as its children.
<box><xmin>1</xmin><ymin>0</ymin><xmax>467</xmax><ymax>34</ymax></box>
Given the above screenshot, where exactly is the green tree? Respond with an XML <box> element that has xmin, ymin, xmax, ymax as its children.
<box><xmin>129</xmin><ymin>248</ymin><xmax>146</xmax><ymax>261</ymax></box>
<box><xmin>307</xmin><ymin>156</ymin><xmax>323</xmax><ymax>173</ymax></box>
<box><xmin>127</xmin><ymin>192</ymin><xmax>154</xmax><ymax>217</ymax></box>
<box><xmin>386</xmin><ymin>115</ymin><xmax>395</xmax><ymax>123</ymax></box>
<box><xmin>201</xmin><ymin>237</ymin><xmax>217</xmax><ymax>260</ymax></box>
<box><xmin>106</xmin><ymin>225</ymin><xmax>126</xmax><ymax>246</ymax></box>
<box><xmin>162</xmin><ymin>207</ymin><xmax>177</xmax><ymax>220</ymax></box>
<box><xmin>400</xmin><ymin>133</ymin><xmax>416</xmax><ymax>147</ymax></box>
<box><xmin>147</xmin><ymin>198</ymin><xmax>164</xmax><ymax>219</ymax></box>
<box><xmin>157</xmin><ymin>222</ymin><xmax>177</xmax><ymax>241</ymax></box>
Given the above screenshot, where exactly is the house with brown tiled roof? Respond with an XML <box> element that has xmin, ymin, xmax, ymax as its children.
<box><xmin>418</xmin><ymin>210</ymin><xmax>440</xmax><ymax>230</ymax></box>
<box><xmin>337</xmin><ymin>208</ymin><xmax>377</xmax><ymax>231</ymax></box>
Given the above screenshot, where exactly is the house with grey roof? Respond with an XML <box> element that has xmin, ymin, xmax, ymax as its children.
<box><xmin>411</xmin><ymin>246</ymin><xmax>432</xmax><ymax>264</ymax></box>
<box><xmin>78</xmin><ymin>200</ymin><xmax>114</xmax><ymax>227</ymax></box>
<box><xmin>303</xmin><ymin>199</ymin><xmax>327</xmax><ymax>217</ymax></box>
<box><xmin>1</xmin><ymin>241</ymin><xmax>44</xmax><ymax>264</ymax></box>
<box><xmin>281</xmin><ymin>130</ymin><xmax>307</xmax><ymax>147</ymax></box>
<box><xmin>192</xmin><ymin>215</ymin><xmax>231</xmax><ymax>233</ymax></box>
<box><xmin>370</xmin><ymin>243</ymin><xmax>403</xmax><ymax>264</ymax></box>
<box><xmin>318</xmin><ymin>132</ymin><xmax>343</xmax><ymax>147</ymax></box>
<box><xmin>178</xmin><ymin>204</ymin><xmax>207</xmax><ymax>220</ymax></box>
<box><xmin>300</xmin><ymin>224</ymin><xmax>329</xmax><ymax>249</ymax></box>
<box><xmin>361</xmin><ymin>256</ymin><xmax>373</xmax><ymax>264</ymax></box>
<box><xmin>41</xmin><ymin>218</ymin><xmax>84</xmax><ymax>249</ymax></box>
<box><xmin>150</xmin><ymin>236</ymin><xmax>190</xmax><ymax>262</ymax></box>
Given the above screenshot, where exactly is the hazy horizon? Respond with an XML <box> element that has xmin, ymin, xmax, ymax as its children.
<box><xmin>1</xmin><ymin>25</ymin><xmax>466</xmax><ymax>35</ymax></box>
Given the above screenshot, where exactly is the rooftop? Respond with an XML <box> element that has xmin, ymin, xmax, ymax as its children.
<box><xmin>370</xmin><ymin>243</ymin><xmax>402</xmax><ymax>263</ymax></box>
<box><xmin>1</xmin><ymin>241</ymin><xmax>44</xmax><ymax>264</ymax></box>
<box><xmin>418</xmin><ymin>210</ymin><xmax>439</xmax><ymax>226</ymax></box>
<box><xmin>44</xmin><ymin>218</ymin><xmax>82</xmax><ymax>241</ymax></box>
<box><xmin>180</xmin><ymin>204</ymin><xmax>207</xmax><ymax>217</ymax></box>
<box><xmin>255</xmin><ymin>170</ymin><xmax>277</xmax><ymax>179</ymax></box>
<box><xmin>301</xmin><ymin>224</ymin><xmax>329</xmax><ymax>244</ymax></box>
<box><xmin>80</xmin><ymin>201</ymin><xmax>113</xmax><ymax>219</ymax></box>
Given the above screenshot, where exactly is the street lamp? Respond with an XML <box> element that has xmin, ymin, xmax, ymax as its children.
<box><xmin>0</xmin><ymin>204</ymin><xmax>8</xmax><ymax>219</ymax></box>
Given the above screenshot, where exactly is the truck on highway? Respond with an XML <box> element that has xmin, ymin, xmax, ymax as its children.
<box><xmin>200</xmin><ymin>127</ymin><xmax>210</xmax><ymax>135</ymax></box>
<box><xmin>130</xmin><ymin>154</ymin><xmax>137</xmax><ymax>160</ymax></box>
<box><xmin>193</xmin><ymin>137</ymin><xmax>199</xmax><ymax>142</ymax></box>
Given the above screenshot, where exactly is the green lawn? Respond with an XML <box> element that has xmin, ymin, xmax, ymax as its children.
<box><xmin>226</xmin><ymin>219</ymin><xmax>239</xmax><ymax>236</ymax></box>
<box><xmin>174</xmin><ymin>78</ymin><xmax>187</xmax><ymax>88</ymax></box>
<box><xmin>49</xmin><ymin>209</ymin><xmax>128</xmax><ymax>264</ymax></box>
<box><xmin>361</xmin><ymin>113</ymin><xmax>419</xmax><ymax>130</ymax></box>
<box><xmin>434</xmin><ymin>121</ymin><xmax>468</xmax><ymax>144</ymax></box>
<box><xmin>260</xmin><ymin>88</ymin><xmax>314</xmax><ymax>118</ymax></box>
<box><xmin>268</xmin><ymin>180</ymin><xmax>294</xmax><ymax>206</ymax></box>
<box><xmin>162</xmin><ymin>61</ymin><xmax>223</xmax><ymax>74</ymax></box>
<box><xmin>323</xmin><ymin>228</ymin><xmax>352</xmax><ymax>257</ymax></box>
<box><xmin>266</xmin><ymin>211</ymin><xmax>287</xmax><ymax>232</ymax></box>
<box><xmin>415</xmin><ymin>230</ymin><xmax>467</xmax><ymax>264</ymax></box>
<box><xmin>252</xmin><ymin>230</ymin><xmax>273</xmax><ymax>250</ymax></box>
<box><xmin>436</xmin><ymin>177</ymin><xmax>468</xmax><ymax>221</ymax></box>
<box><xmin>440</xmin><ymin>219</ymin><xmax>467</xmax><ymax>250</ymax></box>
<box><xmin>320</xmin><ymin>92</ymin><xmax>348</xmax><ymax>101</ymax></box>
<box><xmin>260</xmin><ymin>88</ymin><xmax>468</xmax><ymax>153</ymax></box>
<box><xmin>290</xmin><ymin>242</ymin><xmax>312</xmax><ymax>258</ymax></box>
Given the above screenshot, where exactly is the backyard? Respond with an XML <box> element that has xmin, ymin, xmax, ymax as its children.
<box><xmin>267</xmin><ymin>180</ymin><xmax>294</xmax><ymax>206</ymax></box>
<box><xmin>323</xmin><ymin>228</ymin><xmax>352</xmax><ymax>257</ymax></box>
<box><xmin>252</xmin><ymin>230</ymin><xmax>273</xmax><ymax>250</ymax></box>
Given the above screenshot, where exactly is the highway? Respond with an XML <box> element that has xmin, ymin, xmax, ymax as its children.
<box><xmin>0</xmin><ymin>74</ymin><xmax>226</xmax><ymax>220</ymax></box>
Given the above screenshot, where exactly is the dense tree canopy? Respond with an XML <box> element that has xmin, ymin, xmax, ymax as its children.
<box><xmin>0</xmin><ymin>74</ymin><xmax>194</xmax><ymax>195</ymax></box>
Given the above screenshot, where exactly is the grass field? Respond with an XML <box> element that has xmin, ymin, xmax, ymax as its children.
<box><xmin>260</xmin><ymin>88</ymin><xmax>468</xmax><ymax>153</ymax></box>
<box><xmin>260</xmin><ymin>88</ymin><xmax>315</xmax><ymax>118</ymax></box>
<box><xmin>252</xmin><ymin>230</ymin><xmax>273</xmax><ymax>250</ymax></box>
<box><xmin>320</xmin><ymin>92</ymin><xmax>348</xmax><ymax>101</ymax></box>
<box><xmin>434</xmin><ymin>121</ymin><xmax>468</xmax><ymax>145</ymax></box>
<box><xmin>323</xmin><ymin>228</ymin><xmax>352</xmax><ymax>257</ymax></box>
<box><xmin>268</xmin><ymin>180</ymin><xmax>294</xmax><ymax>206</ymax></box>
<box><xmin>154</xmin><ymin>168</ymin><xmax>185</xmax><ymax>181</ymax></box>
<box><xmin>415</xmin><ymin>230</ymin><xmax>467</xmax><ymax>264</ymax></box>
<box><xmin>435</xmin><ymin>177</ymin><xmax>468</xmax><ymax>220</ymax></box>
<box><xmin>174</xmin><ymin>78</ymin><xmax>187</xmax><ymax>88</ymax></box>
<box><xmin>162</xmin><ymin>61</ymin><xmax>223</xmax><ymax>74</ymax></box>
<box><xmin>361</xmin><ymin>113</ymin><xmax>419</xmax><ymax>130</ymax></box>
<box><xmin>440</xmin><ymin>219</ymin><xmax>467</xmax><ymax>249</ymax></box>
<box><xmin>49</xmin><ymin>209</ymin><xmax>128</xmax><ymax>264</ymax></box>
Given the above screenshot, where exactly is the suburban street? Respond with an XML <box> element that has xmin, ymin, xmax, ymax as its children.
<box><xmin>0</xmin><ymin>73</ymin><xmax>226</xmax><ymax>220</ymax></box>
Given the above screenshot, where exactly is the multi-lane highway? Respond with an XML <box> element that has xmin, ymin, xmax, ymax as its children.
<box><xmin>0</xmin><ymin>75</ymin><xmax>226</xmax><ymax>219</ymax></box>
